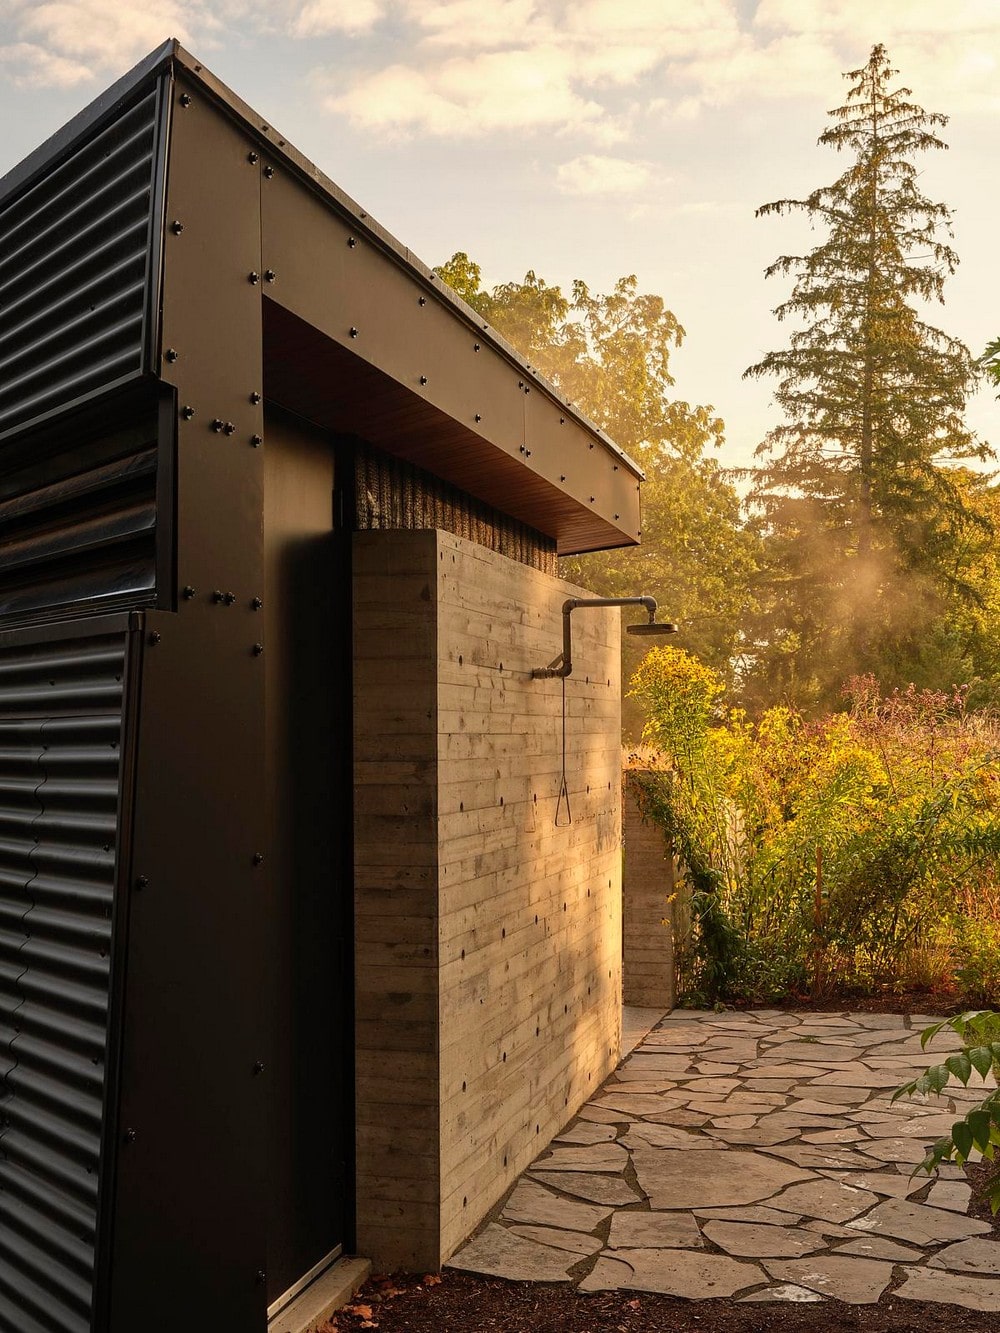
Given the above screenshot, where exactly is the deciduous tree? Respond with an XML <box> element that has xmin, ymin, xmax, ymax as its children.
<box><xmin>435</xmin><ymin>253</ymin><xmax>758</xmax><ymax>732</ymax></box>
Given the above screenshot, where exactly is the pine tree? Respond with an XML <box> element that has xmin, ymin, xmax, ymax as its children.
<box><xmin>744</xmin><ymin>44</ymin><xmax>992</xmax><ymax>708</ymax></box>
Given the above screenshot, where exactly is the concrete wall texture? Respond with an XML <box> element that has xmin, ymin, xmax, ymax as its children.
<box><xmin>622</xmin><ymin>772</ymin><xmax>677</xmax><ymax>1010</ymax></box>
<box><xmin>352</xmin><ymin>529</ymin><xmax>622</xmax><ymax>1271</ymax></box>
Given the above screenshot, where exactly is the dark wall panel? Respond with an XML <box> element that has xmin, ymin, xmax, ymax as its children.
<box><xmin>0</xmin><ymin>625</ymin><xmax>130</xmax><ymax>1333</ymax></box>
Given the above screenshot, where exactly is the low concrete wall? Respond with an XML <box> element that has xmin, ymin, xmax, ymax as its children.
<box><xmin>353</xmin><ymin>529</ymin><xmax>622</xmax><ymax>1271</ymax></box>
<box><xmin>622</xmin><ymin>772</ymin><xmax>677</xmax><ymax>1010</ymax></box>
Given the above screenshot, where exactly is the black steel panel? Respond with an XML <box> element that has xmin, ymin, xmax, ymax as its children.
<box><xmin>108</xmin><ymin>71</ymin><xmax>270</xmax><ymax>1331</ymax></box>
<box><xmin>0</xmin><ymin>627</ymin><xmax>129</xmax><ymax>1333</ymax></box>
<box><xmin>0</xmin><ymin>84</ymin><xmax>167</xmax><ymax>442</ymax></box>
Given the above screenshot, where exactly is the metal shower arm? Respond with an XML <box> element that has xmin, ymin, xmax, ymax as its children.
<box><xmin>531</xmin><ymin>596</ymin><xmax>659</xmax><ymax>680</ymax></box>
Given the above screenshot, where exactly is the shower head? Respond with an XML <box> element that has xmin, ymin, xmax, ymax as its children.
<box><xmin>626</xmin><ymin>621</ymin><xmax>679</xmax><ymax>637</ymax></box>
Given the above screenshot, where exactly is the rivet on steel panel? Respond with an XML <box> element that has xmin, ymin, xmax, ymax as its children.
<box><xmin>475</xmin><ymin>414</ymin><xmax>481</xmax><ymax>422</ymax></box>
<box><xmin>125</xmin><ymin>1128</ymin><xmax>138</xmax><ymax>1142</ymax></box>
<box><xmin>519</xmin><ymin>445</ymin><xmax>525</xmax><ymax>454</ymax></box>
<box><xmin>474</xmin><ymin>343</ymin><xmax>480</xmax><ymax>351</ymax></box>
<box><xmin>223</xmin><ymin>422</ymin><xmax>236</xmax><ymax>436</ymax></box>
<box><xmin>349</xmin><ymin>327</ymin><xmax>359</xmax><ymax>338</ymax></box>
<box><xmin>253</xmin><ymin>1061</ymin><xmax>265</xmax><ymax>1075</ymax></box>
<box><xmin>560</xmin><ymin>474</ymin><xmax>566</xmax><ymax>481</ymax></box>
<box><xmin>250</xmin><ymin>392</ymin><xmax>262</xmax><ymax>404</ymax></box>
<box><xmin>347</xmin><ymin>237</ymin><xmax>357</xmax><ymax>248</ymax></box>
<box><xmin>589</xmin><ymin>442</ymin><xmax>594</xmax><ymax>450</ymax></box>
<box><xmin>253</xmin><ymin>852</ymin><xmax>265</xmax><ymax>866</ymax></box>
<box><xmin>148</xmin><ymin>632</ymin><xmax>161</xmax><ymax>646</ymax></box>
<box><xmin>179</xmin><ymin>93</ymin><xmax>192</xmax><ymax>107</ymax></box>
<box><xmin>251</xmin><ymin>434</ymin><xmax>263</xmax><ymax>447</ymax></box>
<box><xmin>183</xmin><ymin>585</ymin><xmax>196</xmax><ymax>599</ymax></box>
<box><xmin>247</xmin><ymin>151</ymin><xmax>259</xmax><ymax>164</ymax></box>
<box><xmin>526</xmin><ymin>449</ymin><xmax>532</xmax><ymax>457</ymax></box>
<box><xmin>170</xmin><ymin>220</ymin><xmax>184</xmax><ymax>235</ymax></box>
<box><xmin>164</xmin><ymin>348</ymin><xmax>179</xmax><ymax>362</ymax></box>
<box><xmin>135</xmin><ymin>876</ymin><xmax>149</xmax><ymax>890</ymax></box>
<box><xmin>251</xmin><ymin>597</ymin><xmax>263</xmax><ymax>611</ymax></box>
<box><xmin>419</xmin><ymin>376</ymin><xmax>427</xmax><ymax>386</ymax></box>
<box><xmin>560</xmin><ymin>417</ymin><xmax>565</xmax><ymax>424</ymax></box>
<box><xmin>518</xmin><ymin>381</ymin><xmax>524</xmax><ymax>389</ymax></box>
<box><xmin>418</xmin><ymin>297</ymin><xmax>426</xmax><ymax>306</ymax></box>
<box><xmin>614</xmin><ymin>512</ymin><xmax>620</xmax><ymax>519</ymax></box>
<box><xmin>249</xmin><ymin>271</ymin><xmax>260</xmax><ymax>285</ymax></box>
<box><xmin>614</xmin><ymin>464</ymin><xmax>619</xmax><ymax>471</ymax></box>
<box><xmin>181</xmin><ymin>405</ymin><xmax>195</xmax><ymax>420</ymax></box>
<box><xmin>256</xmin><ymin>1271</ymin><xmax>266</xmax><ymax>1286</ymax></box>
<box><xmin>211</xmin><ymin>419</ymin><xmax>225</xmax><ymax>433</ymax></box>
<box><xmin>253</xmin><ymin>643</ymin><xmax>264</xmax><ymax>656</ymax></box>
<box><xmin>264</xmin><ymin>269</ymin><xmax>276</xmax><ymax>283</ymax></box>
<box><xmin>223</xmin><ymin>592</ymin><xmax>237</xmax><ymax>606</ymax></box>
<box><xmin>263</xmin><ymin>165</ymin><xmax>274</xmax><ymax>178</ymax></box>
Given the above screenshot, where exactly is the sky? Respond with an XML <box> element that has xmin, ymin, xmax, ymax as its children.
<box><xmin>1</xmin><ymin>0</ymin><xmax>998</xmax><ymax>476</ymax></box>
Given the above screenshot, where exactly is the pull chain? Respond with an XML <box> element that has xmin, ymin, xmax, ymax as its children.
<box><xmin>555</xmin><ymin>675</ymin><xmax>572</xmax><ymax>826</ymax></box>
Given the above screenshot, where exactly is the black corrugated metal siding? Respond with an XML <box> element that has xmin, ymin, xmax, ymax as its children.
<box><xmin>0</xmin><ymin>84</ymin><xmax>166</xmax><ymax>442</ymax></box>
<box><xmin>0</xmin><ymin>631</ymin><xmax>128</xmax><ymax>1333</ymax></box>
<box><xmin>0</xmin><ymin>398</ymin><xmax>160</xmax><ymax>628</ymax></box>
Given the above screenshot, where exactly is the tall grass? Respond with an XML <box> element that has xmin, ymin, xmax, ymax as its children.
<box><xmin>629</xmin><ymin>649</ymin><xmax>1000</xmax><ymax>1005</ymax></box>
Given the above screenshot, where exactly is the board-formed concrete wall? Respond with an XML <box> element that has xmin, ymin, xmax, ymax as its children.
<box><xmin>622</xmin><ymin>771</ymin><xmax>677</xmax><ymax>1010</ymax></box>
<box><xmin>353</xmin><ymin>529</ymin><xmax>622</xmax><ymax>1271</ymax></box>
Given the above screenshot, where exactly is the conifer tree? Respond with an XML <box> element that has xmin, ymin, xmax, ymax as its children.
<box><xmin>744</xmin><ymin>45</ymin><xmax>991</xmax><ymax>707</ymax></box>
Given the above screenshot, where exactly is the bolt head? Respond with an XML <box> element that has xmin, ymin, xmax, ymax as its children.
<box><xmin>179</xmin><ymin>93</ymin><xmax>192</xmax><ymax>107</ymax></box>
<box><xmin>349</xmin><ymin>326</ymin><xmax>359</xmax><ymax>338</ymax></box>
<box><xmin>253</xmin><ymin>852</ymin><xmax>265</xmax><ymax>866</ymax></box>
<box><xmin>148</xmin><ymin>632</ymin><xmax>161</xmax><ymax>646</ymax></box>
<box><xmin>164</xmin><ymin>348</ymin><xmax>178</xmax><ymax>363</ymax></box>
<box><xmin>253</xmin><ymin>1061</ymin><xmax>265</xmax><ymax>1075</ymax></box>
<box><xmin>223</xmin><ymin>592</ymin><xmax>237</xmax><ymax>605</ymax></box>
<box><xmin>264</xmin><ymin>269</ymin><xmax>276</xmax><ymax>283</ymax></box>
<box><xmin>211</xmin><ymin>418</ymin><xmax>224</xmax><ymax>433</ymax></box>
<box><xmin>249</xmin><ymin>271</ymin><xmax>260</xmax><ymax>285</ymax></box>
<box><xmin>170</xmin><ymin>220</ymin><xmax>184</xmax><ymax>235</ymax></box>
<box><xmin>251</xmin><ymin>434</ymin><xmax>263</xmax><ymax>447</ymax></box>
<box><xmin>247</xmin><ymin>151</ymin><xmax>259</xmax><ymax>164</ymax></box>
<box><xmin>183</xmin><ymin>585</ymin><xmax>196</xmax><ymax>599</ymax></box>
<box><xmin>253</xmin><ymin>642</ymin><xmax>264</xmax><ymax>656</ymax></box>
<box><xmin>125</xmin><ymin>1128</ymin><xmax>137</xmax><ymax>1142</ymax></box>
<box><xmin>263</xmin><ymin>165</ymin><xmax>274</xmax><ymax>178</ymax></box>
<box><xmin>181</xmin><ymin>405</ymin><xmax>195</xmax><ymax>420</ymax></box>
<box><xmin>347</xmin><ymin>237</ymin><xmax>357</xmax><ymax>248</ymax></box>
<box><xmin>419</xmin><ymin>375</ymin><xmax>427</xmax><ymax>386</ymax></box>
<box><xmin>251</xmin><ymin>597</ymin><xmax>263</xmax><ymax>610</ymax></box>
<box><xmin>250</xmin><ymin>391</ymin><xmax>262</xmax><ymax>404</ymax></box>
<box><xmin>135</xmin><ymin>875</ymin><xmax>149</xmax><ymax>890</ymax></box>
<box><xmin>223</xmin><ymin>422</ymin><xmax>236</xmax><ymax>436</ymax></box>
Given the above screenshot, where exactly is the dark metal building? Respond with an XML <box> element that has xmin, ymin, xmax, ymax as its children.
<box><xmin>0</xmin><ymin>40</ymin><xmax>642</xmax><ymax>1332</ymax></box>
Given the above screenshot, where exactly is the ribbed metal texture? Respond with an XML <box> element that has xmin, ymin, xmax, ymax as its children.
<box><xmin>0</xmin><ymin>631</ymin><xmax>127</xmax><ymax>1333</ymax></box>
<box><xmin>0</xmin><ymin>88</ymin><xmax>160</xmax><ymax>441</ymax></box>
<box><xmin>0</xmin><ymin>407</ymin><xmax>158</xmax><ymax>627</ymax></box>
<box><xmin>355</xmin><ymin>441</ymin><xmax>557</xmax><ymax>574</ymax></box>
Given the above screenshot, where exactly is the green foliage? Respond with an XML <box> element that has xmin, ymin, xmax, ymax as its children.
<box><xmin>744</xmin><ymin>45</ymin><xmax>993</xmax><ymax>711</ymax></box>
<box><xmin>630</xmin><ymin>649</ymin><xmax>1000</xmax><ymax>1004</ymax></box>
<box><xmin>434</xmin><ymin>253</ymin><xmax>760</xmax><ymax>732</ymax></box>
<box><xmin>893</xmin><ymin>1012</ymin><xmax>1000</xmax><ymax>1213</ymax></box>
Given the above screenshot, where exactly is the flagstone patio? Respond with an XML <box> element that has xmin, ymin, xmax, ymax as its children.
<box><xmin>448</xmin><ymin>1009</ymin><xmax>1000</xmax><ymax>1311</ymax></box>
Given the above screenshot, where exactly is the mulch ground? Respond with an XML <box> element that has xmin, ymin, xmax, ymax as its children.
<box><xmin>325</xmin><ymin>1001</ymin><xmax>1000</xmax><ymax>1333</ymax></box>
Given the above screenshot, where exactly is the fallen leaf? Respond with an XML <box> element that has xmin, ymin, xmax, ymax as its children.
<box><xmin>422</xmin><ymin>1274</ymin><xmax>442</xmax><ymax>1286</ymax></box>
<box><xmin>345</xmin><ymin>1304</ymin><xmax>374</xmax><ymax>1319</ymax></box>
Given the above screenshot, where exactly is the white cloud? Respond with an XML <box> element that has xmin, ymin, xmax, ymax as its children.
<box><xmin>0</xmin><ymin>41</ymin><xmax>91</xmax><ymax>88</ymax></box>
<box><xmin>326</xmin><ymin>46</ymin><xmax>626</xmax><ymax>140</ymax></box>
<box><xmin>555</xmin><ymin>153</ymin><xmax>652</xmax><ymax>197</ymax></box>
<box><xmin>291</xmin><ymin>0</ymin><xmax>385</xmax><ymax>36</ymax></box>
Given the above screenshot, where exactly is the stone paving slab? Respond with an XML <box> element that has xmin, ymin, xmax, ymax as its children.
<box><xmin>447</xmin><ymin>1009</ymin><xmax>999</xmax><ymax>1309</ymax></box>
